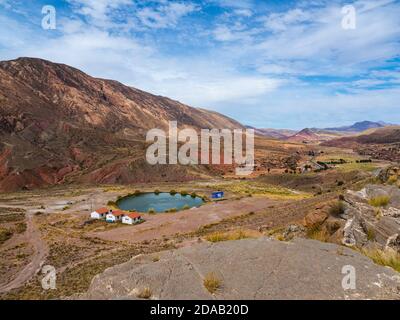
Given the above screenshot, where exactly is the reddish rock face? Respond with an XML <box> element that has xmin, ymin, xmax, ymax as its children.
<box><xmin>0</xmin><ymin>58</ymin><xmax>244</xmax><ymax>192</ymax></box>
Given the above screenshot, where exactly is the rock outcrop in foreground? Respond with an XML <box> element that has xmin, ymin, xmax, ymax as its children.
<box><xmin>342</xmin><ymin>184</ymin><xmax>400</xmax><ymax>250</ymax></box>
<box><xmin>80</xmin><ymin>238</ymin><xmax>400</xmax><ymax>300</ymax></box>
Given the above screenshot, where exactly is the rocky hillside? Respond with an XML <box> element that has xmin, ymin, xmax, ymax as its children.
<box><xmin>80</xmin><ymin>237</ymin><xmax>400</xmax><ymax>300</ymax></box>
<box><xmin>0</xmin><ymin>58</ymin><xmax>243</xmax><ymax>192</ymax></box>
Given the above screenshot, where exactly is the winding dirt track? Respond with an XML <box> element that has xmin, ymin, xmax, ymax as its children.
<box><xmin>0</xmin><ymin>209</ymin><xmax>48</xmax><ymax>293</ymax></box>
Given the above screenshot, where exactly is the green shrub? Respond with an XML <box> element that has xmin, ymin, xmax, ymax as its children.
<box><xmin>190</xmin><ymin>192</ymin><xmax>197</xmax><ymax>198</ymax></box>
<box><xmin>182</xmin><ymin>205</ymin><xmax>190</xmax><ymax>210</ymax></box>
<box><xmin>154</xmin><ymin>189</ymin><xmax>160</xmax><ymax>195</ymax></box>
<box><xmin>368</xmin><ymin>196</ymin><xmax>390</xmax><ymax>207</ymax></box>
<box><xmin>148</xmin><ymin>208</ymin><xmax>156</xmax><ymax>214</ymax></box>
<box><xmin>180</xmin><ymin>190</ymin><xmax>188</xmax><ymax>196</ymax></box>
<box><xmin>170</xmin><ymin>190</ymin><xmax>177</xmax><ymax>195</ymax></box>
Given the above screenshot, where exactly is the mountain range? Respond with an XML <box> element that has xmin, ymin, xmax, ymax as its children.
<box><xmin>252</xmin><ymin>121</ymin><xmax>396</xmax><ymax>143</ymax></box>
<box><xmin>322</xmin><ymin>121</ymin><xmax>392</xmax><ymax>133</ymax></box>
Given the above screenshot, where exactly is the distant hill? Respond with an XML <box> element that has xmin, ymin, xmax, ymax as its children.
<box><xmin>323</xmin><ymin>121</ymin><xmax>392</xmax><ymax>133</ymax></box>
<box><xmin>322</xmin><ymin>126</ymin><xmax>400</xmax><ymax>148</ymax></box>
<box><xmin>246</xmin><ymin>126</ymin><xmax>296</xmax><ymax>139</ymax></box>
<box><xmin>250</xmin><ymin>121</ymin><xmax>393</xmax><ymax>143</ymax></box>
<box><xmin>285</xmin><ymin>128</ymin><xmax>321</xmax><ymax>143</ymax></box>
<box><xmin>284</xmin><ymin>128</ymin><xmax>345</xmax><ymax>143</ymax></box>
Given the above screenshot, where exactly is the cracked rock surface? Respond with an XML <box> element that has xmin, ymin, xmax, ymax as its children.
<box><xmin>79</xmin><ymin>237</ymin><xmax>400</xmax><ymax>300</ymax></box>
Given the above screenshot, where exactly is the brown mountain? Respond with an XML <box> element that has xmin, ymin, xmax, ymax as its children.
<box><xmin>285</xmin><ymin>128</ymin><xmax>321</xmax><ymax>143</ymax></box>
<box><xmin>285</xmin><ymin>127</ymin><xmax>347</xmax><ymax>143</ymax></box>
<box><xmin>0</xmin><ymin>57</ymin><xmax>243</xmax><ymax>192</ymax></box>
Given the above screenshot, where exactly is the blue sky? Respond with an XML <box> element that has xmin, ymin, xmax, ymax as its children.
<box><xmin>0</xmin><ymin>0</ymin><xmax>399</xmax><ymax>129</ymax></box>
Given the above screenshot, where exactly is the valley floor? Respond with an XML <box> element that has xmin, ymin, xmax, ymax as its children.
<box><xmin>0</xmin><ymin>156</ymin><xmax>399</xmax><ymax>300</ymax></box>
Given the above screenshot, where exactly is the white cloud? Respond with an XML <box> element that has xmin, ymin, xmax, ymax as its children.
<box><xmin>249</xmin><ymin>2</ymin><xmax>400</xmax><ymax>77</ymax></box>
<box><xmin>234</xmin><ymin>8</ymin><xmax>253</xmax><ymax>17</ymax></box>
<box><xmin>136</xmin><ymin>2</ymin><xmax>198</xmax><ymax>29</ymax></box>
<box><xmin>262</xmin><ymin>9</ymin><xmax>311</xmax><ymax>32</ymax></box>
<box><xmin>67</xmin><ymin>0</ymin><xmax>132</xmax><ymax>27</ymax></box>
<box><xmin>155</xmin><ymin>76</ymin><xmax>282</xmax><ymax>106</ymax></box>
<box><xmin>210</xmin><ymin>0</ymin><xmax>253</xmax><ymax>9</ymax></box>
<box><xmin>212</xmin><ymin>23</ymin><xmax>257</xmax><ymax>42</ymax></box>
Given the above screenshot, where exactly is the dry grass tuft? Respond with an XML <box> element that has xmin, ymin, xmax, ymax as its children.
<box><xmin>275</xmin><ymin>234</ymin><xmax>286</xmax><ymax>241</ymax></box>
<box><xmin>0</xmin><ymin>227</ymin><xmax>13</xmax><ymax>244</ymax></box>
<box><xmin>366</xmin><ymin>228</ymin><xmax>376</xmax><ymax>241</ymax></box>
<box><xmin>306</xmin><ymin>225</ymin><xmax>330</xmax><ymax>242</ymax></box>
<box><xmin>137</xmin><ymin>287</ymin><xmax>152</xmax><ymax>299</ymax></box>
<box><xmin>387</xmin><ymin>175</ymin><xmax>398</xmax><ymax>184</ymax></box>
<box><xmin>203</xmin><ymin>272</ymin><xmax>221</xmax><ymax>294</ymax></box>
<box><xmin>205</xmin><ymin>229</ymin><xmax>254</xmax><ymax>242</ymax></box>
<box><xmin>368</xmin><ymin>196</ymin><xmax>390</xmax><ymax>207</ymax></box>
<box><xmin>362</xmin><ymin>248</ymin><xmax>400</xmax><ymax>273</ymax></box>
<box><xmin>329</xmin><ymin>201</ymin><xmax>345</xmax><ymax>217</ymax></box>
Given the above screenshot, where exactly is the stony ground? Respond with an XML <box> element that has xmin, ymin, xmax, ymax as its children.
<box><xmin>80</xmin><ymin>237</ymin><xmax>400</xmax><ymax>300</ymax></box>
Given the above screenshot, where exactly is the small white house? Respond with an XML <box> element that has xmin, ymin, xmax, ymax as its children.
<box><xmin>90</xmin><ymin>207</ymin><xmax>110</xmax><ymax>220</ymax></box>
<box><xmin>106</xmin><ymin>210</ymin><xmax>125</xmax><ymax>223</ymax></box>
<box><xmin>122</xmin><ymin>212</ymin><xmax>142</xmax><ymax>225</ymax></box>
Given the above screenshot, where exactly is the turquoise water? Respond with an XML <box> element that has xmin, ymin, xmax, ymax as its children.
<box><xmin>117</xmin><ymin>193</ymin><xmax>204</xmax><ymax>213</ymax></box>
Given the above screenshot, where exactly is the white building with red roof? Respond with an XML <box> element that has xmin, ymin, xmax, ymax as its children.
<box><xmin>90</xmin><ymin>207</ymin><xmax>111</xmax><ymax>220</ymax></box>
<box><xmin>106</xmin><ymin>210</ymin><xmax>125</xmax><ymax>223</ymax></box>
<box><xmin>122</xmin><ymin>212</ymin><xmax>142</xmax><ymax>225</ymax></box>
